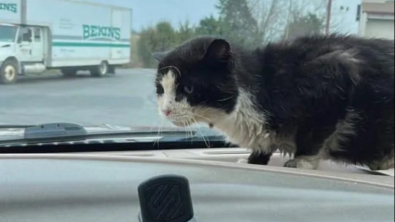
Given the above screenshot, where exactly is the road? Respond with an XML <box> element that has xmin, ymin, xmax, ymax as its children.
<box><xmin>0</xmin><ymin>68</ymin><xmax>173</xmax><ymax>127</ymax></box>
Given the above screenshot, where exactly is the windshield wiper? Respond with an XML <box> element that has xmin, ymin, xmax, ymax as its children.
<box><xmin>0</xmin><ymin>123</ymin><xmax>92</xmax><ymax>144</ymax></box>
<box><xmin>157</xmin><ymin>128</ymin><xmax>235</xmax><ymax>147</ymax></box>
<box><xmin>0</xmin><ymin>122</ymin><xmax>212</xmax><ymax>145</ymax></box>
<box><xmin>0</xmin><ymin>124</ymin><xmax>35</xmax><ymax>129</ymax></box>
<box><xmin>0</xmin><ymin>123</ymin><xmax>235</xmax><ymax>153</ymax></box>
<box><xmin>24</xmin><ymin>123</ymin><xmax>88</xmax><ymax>139</ymax></box>
<box><xmin>158</xmin><ymin>133</ymin><xmax>226</xmax><ymax>142</ymax></box>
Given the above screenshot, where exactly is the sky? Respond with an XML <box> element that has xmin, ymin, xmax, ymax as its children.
<box><xmin>86</xmin><ymin>0</ymin><xmax>361</xmax><ymax>34</ymax></box>
<box><xmin>87</xmin><ymin>0</ymin><xmax>218</xmax><ymax>31</ymax></box>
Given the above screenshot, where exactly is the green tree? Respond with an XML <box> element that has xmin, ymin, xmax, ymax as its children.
<box><xmin>196</xmin><ymin>15</ymin><xmax>223</xmax><ymax>36</ymax></box>
<box><xmin>287</xmin><ymin>13</ymin><xmax>324</xmax><ymax>40</ymax></box>
<box><xmin>136</xmin><ymin>21</ymin><xmax>177</xmax><ymax>68</ymax></box>
<box><xmin>137</xmin><ymin>27</ymin><xmax>157</xmax><ymax>68</ymax></box>
<box><xmin>177</xmin><ymin>20</ymin><xmax>196</xmax><ymax>43</ymax></box>
<box><xmin>216</xmin><ymin>0</ymin><xmax>260</xmax><ymax>48</ymax></box>
<box><xmin>155</xmin><ymin>21</ymin><xmax>177</xmax><ymax>51</ymax></box>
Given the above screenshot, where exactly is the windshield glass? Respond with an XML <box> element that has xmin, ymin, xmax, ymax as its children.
<box><xmin>0</xmin><ymin>25</ymin><xmax>17</xmax><ymax>42</ymax></box>
<box><xmin>0</xmin><ymin>0</ymin><xmax>393</xmax><ymax>141</ymax></box>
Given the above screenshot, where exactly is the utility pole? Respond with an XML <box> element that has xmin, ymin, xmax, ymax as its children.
<box><xmin>284</xmin><ymin>0</ymin><xmax>293</xmax><ymax>40</ymax></box>
<box><xmin>326</xmin><ymin>0</ymin><xmax>333</xmax><ymax>34</ymax></box>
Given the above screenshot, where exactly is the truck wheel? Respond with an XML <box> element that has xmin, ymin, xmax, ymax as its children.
<box><xmin>61</xmin><ymin>68</ymin><xmax>78</xmax><ymax>78</ymax></box>
<box><xmin>91</xmin><ymin>61</ymin><xmax>109</xmax><ymax>77</ymax></box>
<box><xmin>0</xmin><ymin>59</ymin><xmax>18</xmax><ymax>84</ymax></box>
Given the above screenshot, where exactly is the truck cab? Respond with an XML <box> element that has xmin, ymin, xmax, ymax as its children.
<box><xmin>0</xmin><ymin>23</ymin><xmax>46</xmax><ymax>84</ymax></box>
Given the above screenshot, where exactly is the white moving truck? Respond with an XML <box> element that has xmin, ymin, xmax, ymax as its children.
<box><xmin>0</xmin><ymin>0</ymin><xmax>132</xmax><ymax>84</ymax></box>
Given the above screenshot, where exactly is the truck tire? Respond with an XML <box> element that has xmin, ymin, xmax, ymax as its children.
<box><xmin>0</xmin><ymin>59</ymin><xmax>18</xmax><ymax>84</ymax></box>
<box><xmin>61</xmin><ymin>68</ymin><xmax>78</xmax><ymax>78</ymax></box>
<box><xmin>91</xmin><ymin>61</ymin><xmax>109</xmax><ymax>77</ymax></box>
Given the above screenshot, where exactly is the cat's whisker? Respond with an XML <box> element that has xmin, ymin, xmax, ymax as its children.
<box><xmin>153</xmin><ymin>118</ymin><xmax>165</xmax><ymax>147</ymax></box>
<box><xmin>217</xmin><ymin>96</ymin><xmax>235</xmax><ymax>102</ymax></box>
<box><xmin>169</xmin><ymin>114</ymin><xmax>192</xmax><ymax>118</ymax></box>
<box><xmin>193</xmin><ymin>113</ymin><xmax>212</xmax><ymax>122</ymax></box>
<box><xmin>198</xmin><ymin>128</ymin><xmax>210</xmax><ymax>148</ymax></box>
<box><xmin>195</xmin><ymin>100</ymin><xmax>210</xmax><ymax>106</ymax></box>
<box><xmin>186</xmin><ymin>118</ymin><xmax>195</xmax><ymax>144</ymax></box>
<box><xmin>148</xmin><ymin>120</ymin><xmax>161</xmax><ymax>133</ymax></box>
<box><xmin>192</xmin><ymin>117</ymin><xmax>210</xmax><ymax>148</ymax></box>
<box><xmin>188</xmin><ymin>118</ymin><xmax>200</xmax><ymax>144</ymax></box>
<box><xmin>179</xmin><ymin>117</ymin><xmax>190</xmax><ymax>142</ymax></box>
<box><xmin>153</xmin><ymin>127</ymin><xmax>160</xmax><ymax>147</ymax></box>
<box><xmin>159</xmin><ymin>66</ymin><xmax>182</xmax><ymax>77</ymax></box>
<box><xmin>139</xmin><ymin>119</ymin><xmax>164</xmax><ymax>147</ymax></box>
<box><xmin>195</xmin><ymin>107</ymin><xmax>224</xmax><ymax>119</ymax></box>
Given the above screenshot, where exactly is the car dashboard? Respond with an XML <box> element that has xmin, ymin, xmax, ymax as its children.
<box><xmin>0</xmin><ymin>148</ymin><xmax>394</xmax><ymax>222</ymax></box>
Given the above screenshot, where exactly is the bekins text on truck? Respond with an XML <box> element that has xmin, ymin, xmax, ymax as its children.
<box><xmin>0</xmin><ymin>3</ymin><xmax>17</xmax><ymax>13</ymax></box>
<box><xmin>0</xmin><ymin>0</ymin><xmax>132</xmax><ymax>84</ymax></box>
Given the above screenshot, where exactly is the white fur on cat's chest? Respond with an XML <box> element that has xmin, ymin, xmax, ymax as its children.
<box><xmin>217</xmin><ymin>121</ymin><xmax>296</xmax><ymax>156</ymax></box>
<box><xmin>215</xmin><ymin>90</ymin><xmax>296</xmax><ymax>155</ymax></box>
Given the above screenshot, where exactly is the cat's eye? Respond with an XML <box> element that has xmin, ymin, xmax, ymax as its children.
<box><xmin>184</xmin><ymin>86</ymin><xmax>194</xmax><ymax>94</ymax></box>
<box><xmin>156</xmin><ymin>84</ymin><xmax>164</xmax><ymax>95</ymax></box>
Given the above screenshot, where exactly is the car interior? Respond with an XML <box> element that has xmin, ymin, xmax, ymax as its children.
<box><xmin>1</xmin><ymin>145</ymin><xmax>394</xmax><ymax>222</ymax></box>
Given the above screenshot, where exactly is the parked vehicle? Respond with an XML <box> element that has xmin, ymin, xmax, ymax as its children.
<box><xmin>0</xmin><ymin>0</ymin><xmax>132</xmax><ymax>84</ymax></box>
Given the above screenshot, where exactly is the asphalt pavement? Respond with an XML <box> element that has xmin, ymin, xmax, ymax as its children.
<box><xmin>0</xmin><ymin>68</ymin><xmax>173</xmax><ymax>128</ymax></box>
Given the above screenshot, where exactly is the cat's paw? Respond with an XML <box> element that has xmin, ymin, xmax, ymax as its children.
<box><xmin>367</xmin><ymin>158</ymin><xmax>394</xmax><ymax>171</ymax></box>
<box><xmin>236</xmin><ymin>158</ymin><xmax>248</xmax><ymax>164</ymax></box>
<box><xmin>284</xmin><ymin>157</ymin><xmax>319</xmax><ymax>170</ymax></box>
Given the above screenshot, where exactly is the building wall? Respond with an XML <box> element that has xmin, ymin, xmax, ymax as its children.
<box><xmin>358</xmin><ymin>0</ymin><xmax>394</xmax><ymax>39</ymax></box>
<box><xmin>365</xmin><ymin>19</ymin><xmax>395</xmax><ymax>39</ymax></box>
<box><xmin>363</xmin><ymin>0</ymin><xmax>391</xmax><ymax>3</ymax></box>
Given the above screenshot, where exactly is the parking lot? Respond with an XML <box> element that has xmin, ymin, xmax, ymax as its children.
<box><xmin>0</xmin><ymin>68</ymin><xmax>172</xmax><ymax>127</ymax></box>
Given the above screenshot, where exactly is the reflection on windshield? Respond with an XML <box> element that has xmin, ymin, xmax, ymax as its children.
<box><xmin>0</xmin><ymin>25</ymin><xmax>17</xmax><ymax>42</ymax></box>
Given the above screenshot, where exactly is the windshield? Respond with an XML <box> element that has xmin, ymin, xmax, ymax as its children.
<box><xmin>0</xmin><ymin>0</ymin><xmax>394</xmax><ymax>142</ymax></box>
<box><xmin>0</xmin><ymin>25</ymin><xmax>17</xmax><ymax>43</ymax></box>
<box><xmin>1</xmin><ymin>2</ymin><xmax>394</xmax><ymax>221</ymax></box>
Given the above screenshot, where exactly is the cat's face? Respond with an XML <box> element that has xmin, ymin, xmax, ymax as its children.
<box><xmin>154</xmin><ymin>37</ymin><xmax>239</xmax><ymax>127</ymax></box>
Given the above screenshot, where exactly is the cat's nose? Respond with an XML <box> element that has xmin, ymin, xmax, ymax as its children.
<box><xmin>162</xmin><ymin>109</ymin><xmax>172</xmax><ymax>116</ymax></box>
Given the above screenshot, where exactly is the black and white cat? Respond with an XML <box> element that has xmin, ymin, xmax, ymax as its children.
<box><xmin>153</xmin><ymin>34</ymin><xmax>394</xmax><ymax>170</ymax></box>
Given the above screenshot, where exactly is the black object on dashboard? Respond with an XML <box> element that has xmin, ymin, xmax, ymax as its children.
<box><xmin>138</xmin><ymin>175</ymin><xmax>196</xmax><ymax>222</ymax></box>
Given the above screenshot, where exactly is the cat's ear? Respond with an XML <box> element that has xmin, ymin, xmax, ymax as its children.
<box><xmin>152</xmin><ymin>51</ymin><xmax>169</xmax><ymax>62</ymax></box>
<box><xmin>203</xmin><ymin>39</ymin><xmax>232</xmax><ymax>63</ymax></box>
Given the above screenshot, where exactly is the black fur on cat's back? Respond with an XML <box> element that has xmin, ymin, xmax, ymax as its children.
<box><xmin>246</xmin><ymin>35</ymin><xmax>394</xmax><ymax>169</ymax></box>
<box><xmin>155</xmin><ymin>34</ymin><xmax>394</xmax><ymax>170</ymax></box>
